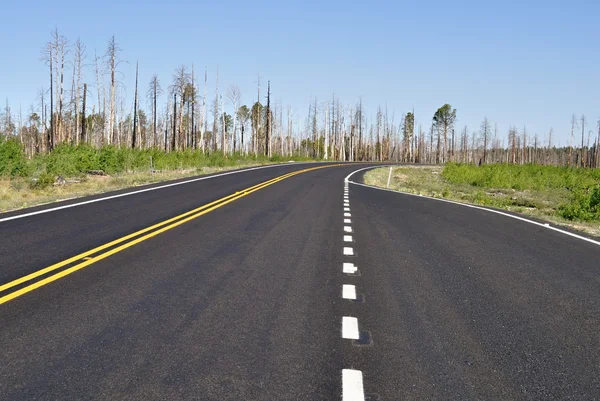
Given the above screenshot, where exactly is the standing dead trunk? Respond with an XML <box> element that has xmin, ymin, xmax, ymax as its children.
<box><xmin>132</xmin><ymin>62</ymin><xmax>139</xmax><ymax>149</ymax></box>
<box><xmin>81</xmin><ymin>83</ymin><xmax>87</xmax><ymax>143</ymax></box>
<box><xmin>172</xmin><ymin>93</ymin><xmax>177</xmax><ymax>151</ymax></box>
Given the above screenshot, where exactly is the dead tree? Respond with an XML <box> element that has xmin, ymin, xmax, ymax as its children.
<box><xmin>147</xmin><ymin>74</ymin><xmax>162</xmax><ymax>148</ymax></box>
<box><xmin>265</xmin><ymin>81</ymin><xmax>271</xmax><ymax>157</ymax></box>
<box><xmin>81</xmin><ymin>83</ymin><xmax>87</xmax><ymax>143</ymax></box>
<box><xmin>132</xmin><ymin>62</ymin><xmax>139</xmax><ymax>149</ymax></box>
<box><xmin>106</xmin><ymin>36</ymin><xmax>122</xmax><ymax>145</ymax></box>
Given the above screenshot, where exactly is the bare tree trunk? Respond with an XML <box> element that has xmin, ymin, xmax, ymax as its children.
<box><xmin>580</xmin><ymin>114</ymin><xmax>586</xmax><ymax>167</ymax></box>
<box><xmin>266</xmin><ymin>81</ymin><xmax>271</xmax><ymax>157</ymax></box>
<box><xmin>153</xmin><ymin>84</ymin><xmax>157</xmax><ymax>147</ymax></box>
<box><xmin>73</xmin><ymin>39</ymin><xmax>85</xmax><ymax>146</ymax></box>
<box><xmin>212</xmin><ymin>69</ymin><xmax>219</xmax><ymax>153</ymax></box>
<box><xmin>191</xmin><ymin>64</ymin><xmax>195</xmax><ymax>149</ymax></box>
<box><xmin>132</xmin><ymin>62</ymin><xmax>139</xmax><ymax>149</ymax></box>
<box><xmin>201</xmin><ymin>68</ymin><xmax>207</xmax><ymax>152</ymax></box>
<box><xmin>49</xmin><ymin>45</ymin><xmax>54</xmax><ymax>151</ymax></box>
<box><xmin>220</xmin><ymin>95</ymin><xmax>226</xmax><ymax>154</ymax></box>
<box><xmin>81</xmin><ymin>83</ymin><xmax>87</xmax><ymax>143</ymax></box>
<box><xmin>172</xmin><ymin>93</ymin><xmax>177</xmax><ymax>151</ymax></box>
<box><xmin>94</xmin><ymin>51</ymin><xmax>104</xmax><ymax>146</ymax></box>
<box><xmin>569</xmin><ymin>114</ymin><xmax>576</xmax><ymax>167</ymax></box>
<box><xmin>52</xmin><ymin>29</ymin><xmax>67</xmax><ymax>145</ymax></box>
<box><xmin>107</xmin><ymin>36</ymin><xmax>119</xmax><ymax>146</ymax></box>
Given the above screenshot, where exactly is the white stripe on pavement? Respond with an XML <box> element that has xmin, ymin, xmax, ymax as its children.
<box><xmin>342</xmin><ymin>284</ymin><xmax>357</xmax><ymax>300</ymax></box>
<box><xmin>342</xmin><ymin>316</ymin><xmax>360</xmax><ymax>339</ymax></box>
<box><xmin>342</xmin><ymin>369</ymin><xmax>365</xmax><ymax>401</ymax></box>
<box><xmin>343</xmin><ymin>262</ymin><xmax>357</xmax><ymax>274</ymax></box>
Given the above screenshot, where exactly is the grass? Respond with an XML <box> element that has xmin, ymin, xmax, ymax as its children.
<box><xmin>0</xmin><ymin>163</ymin><xmax>281</xmax><ymax>213</ymax></box>
<box><xmin>0</xmin><ymin>138</ymin><xmax>314</xmax><ymax>213</ymax></box>
<box><xmin>364</xmin><ymin>164</ymin><xmax>600</xmax><ymax>238</ymax></box>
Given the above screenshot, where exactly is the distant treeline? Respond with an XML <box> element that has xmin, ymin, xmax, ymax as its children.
<box><xmin>1</xmin><ymin>29</ymin><xmax>599</xmax><ymax>168</ymax></box>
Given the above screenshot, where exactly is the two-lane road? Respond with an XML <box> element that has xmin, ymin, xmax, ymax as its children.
<box><xmin>0</xmin><ymin>164</ymin><xmax>598</xmax><ymax>400</ymax></box>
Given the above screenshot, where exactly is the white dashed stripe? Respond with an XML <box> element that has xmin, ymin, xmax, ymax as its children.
<box><xmin>343</xmin><ymin>247</ymin><xmax>354</xmax><ymax>256</ymax></box>
<box><xmin>342</xmin><ymin>284</ymin><xmax>357</xmax><ymax>300</ymax></box>
<box><xmin>344</xmin><ymin>226</ymin><xmax>352</xmax><ymax>233</ymax></box>
<box><xmin>344</xmin><ymin>207</ymin><xmax>350</xmax><ymax>212</ymax></box>
<box><xmin>343</xmin><ymin>263</ymin><xmax>357</xmax><ymax>274</ymax></box>
<box><xmin>344</xmin><ymin>235</ymin><xmax>353</xmax><ymax>242</ymax></box>
<box><xmin>342</xmin><ymin>316</ymin><xmax>360</xmax><ymax>339</ymax></box>
<box><xmin>344</xmin><ymin>219</ymin><xmax>351</xmax><ymax>224</ymax></box>
<box><xmin>344</xmin><ymin>165</ymin><xmax>600</xmax><ymax>248</ymax></box>
<box><xmin>344</xmin><ymin>213</ymin><xmax>351</xmax><ymax>217</ymax></box>
<box><xmin>342</xmin><ymin>369</ymin><xmax>365</xmax><ymax>401</ymax></box>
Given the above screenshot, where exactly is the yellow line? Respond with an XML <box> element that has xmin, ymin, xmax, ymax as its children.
<box><xmin>0</xmin><ymin>170</ymin><xmax>299</xmax><ymax>294</ymax></box>
<box><xmin>0</xmin><ymin>165</ymin><xmax>334</xmax><ymax>305</ymax></box>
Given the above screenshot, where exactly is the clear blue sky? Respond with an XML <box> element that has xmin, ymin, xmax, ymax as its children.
<box><xmin>1</xmin><ymin>0</ymin><xmax>599</xmax><ymax>145</ymax></box>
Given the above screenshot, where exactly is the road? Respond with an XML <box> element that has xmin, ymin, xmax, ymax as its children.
<box><xmin>0</xmin><ymin>163</ymin><xmax>598</xmax><ymax>400</ymax></box>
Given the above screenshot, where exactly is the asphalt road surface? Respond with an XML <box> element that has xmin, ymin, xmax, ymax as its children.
<box><xmin>0</xmin><ymin>163</ymin><xmax>598</xmax><ymax>400</ymax></box>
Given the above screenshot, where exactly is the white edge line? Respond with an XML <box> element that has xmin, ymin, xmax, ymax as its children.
<box><xmin>342</xmin><ymin>369</ymin><xmax>365</xmax><ymax>401</ymax></box>
<box><xmin>342</xmin><ymin>284</ymin><xmax>357</xmax><ymax>300</ymax></box>
<box><xmin>345</xmin><ymin>165</ymin><xmax>600</xmax><ymax>248</ymax></box>
<box><xmin>342</xmin><ymin>316</ymin><xmax>360</xmax><ymax>339</ymax></box>
<box><xmin>0</xmin><ymin>163</ymin><xmax>313</xmax><ymax>223</ymax></box>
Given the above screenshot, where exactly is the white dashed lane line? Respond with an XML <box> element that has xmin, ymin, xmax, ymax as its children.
<box><xmin>342</xmin><ymin>316</ymin><xmax>360</xmax><ymax>339</ymax></box>
<box><xmin>343</xmin><ymin>284</ymin><xmax>357</xmax><ymax>300</ymax></box>
<box><xmin>343</xmin><ymin>263</ymin><xmax>358</xmax><ymax>274</ymax></box>
<box><xmin>341</xmin><ymin>182</ymin><xmax>366</xmax><ymax>401</ymax></box>
<box><xmin>342</xmin><ymin>369</ymin><xmax>365</xmax><ymax>401</ymax></box>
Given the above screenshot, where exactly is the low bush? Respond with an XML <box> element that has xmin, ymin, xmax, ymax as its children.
<box><xmin>442</xmin><ymin>163</ymin><xmax>600</xmax><ymax>191</ymax></box>
<box><xmin>0</xmin><ymin>138</ymin><xmax>30</xmax><ymax>177</ymax></box>
<box><xmin>558</xmin><ymin>186</ymin><xmax>600</xmax><ymax>222</ymax></box>
<box><xmin>30</xmin><ymin>172</ymin><xmax>55</xmax><ymax>190</ymax></box>
<box><xmin>442</xmin><ymin>163</ymin><xmax>600</xmax><ymax>222</ymax></box>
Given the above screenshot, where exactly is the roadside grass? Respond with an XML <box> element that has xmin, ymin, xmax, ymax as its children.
<box><xmin>0</xmin><ymin>163</ymin><xmax>274</xmax><ymax>213</ymax></box>
<box><xmin>0</xmin><ymin>139</ymin><xmax>313</xmax><ymax>213</ymax></box>
<box><xmin>364</xmin><ymin>164</ymin><xmax>600</xmax><ymax>238</ymax></box>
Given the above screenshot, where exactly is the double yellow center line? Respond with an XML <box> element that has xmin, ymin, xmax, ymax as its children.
<box><xmin>0</xmin><ymin>165</ymin><xmax>335</xmax><ymax>305</ymax></box>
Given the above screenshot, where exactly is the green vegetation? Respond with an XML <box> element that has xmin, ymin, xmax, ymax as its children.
<box><xmin>441</xmin><ymin>163</ymin><xmax>600</xmax><ymax>222</ymax></box>
<box><xmin>0</xmin><ymin>137</ymin><xmax>30</xmax><ymax>177</ymax></box>
<box><xmin>0</xmin><ymin>139</ymin><xmax>313</xmax><ymax>212</ymax></box>
<box><xmin>0</xmin><ymin>139</ymin><xmax>310</xmax><ymax>180</ymax></box>
<box><xmin>441</xmin><ymin>163</ymin><xmax>600</xmax><ymax>192</ymax></box>
<box><xmin>364</xmin><ymin>164</ymin><xmax>600</xmax><ymax>237</ymax></box>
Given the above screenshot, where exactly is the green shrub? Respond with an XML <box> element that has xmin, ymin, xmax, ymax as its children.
<box><xmin>558</xmin><ymin>186</ymin><xmax>600</xmax><ymax>221</ymax></box>
<box><xmin>0</xmin><ymin>138</ymin><xmax>30</xmax><ymax>177</ymax></box>
<box><xmin>442</xmin><ymin>163</ymin><xmax>600</xmax><ymax>191</ymax></box>
<box><xmin>30</xmin><ymin>172</ymin><xmax>55</xmax><ymax>190</ymax></box>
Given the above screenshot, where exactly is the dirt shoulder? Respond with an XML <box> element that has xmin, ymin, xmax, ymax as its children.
<box><xmin>0</xmin><ymin>163</ymin><xmax>273</xmax><ymax>213</ymax></box>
